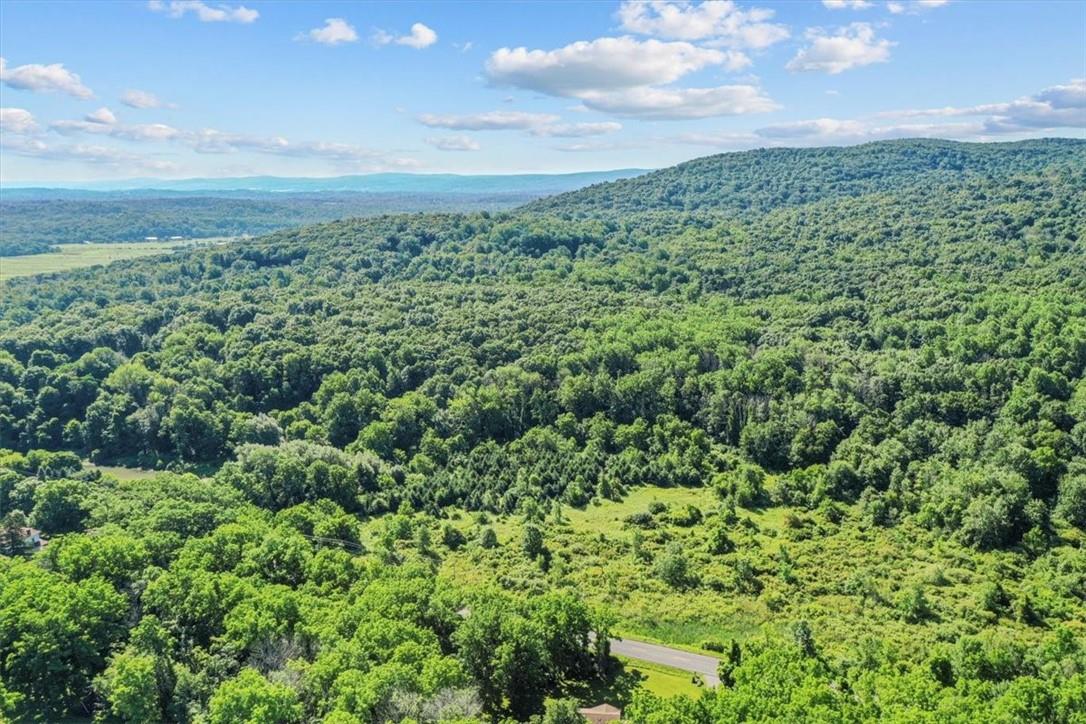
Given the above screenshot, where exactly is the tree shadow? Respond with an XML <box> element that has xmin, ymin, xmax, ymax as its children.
<box><xmin>560</xmin><ymin>660</ymin><xmax>648</xmax><ymax>709</ymax></box>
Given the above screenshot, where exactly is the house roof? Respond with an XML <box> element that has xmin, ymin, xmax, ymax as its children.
<box><xmin>578</xmin><ymin>703</ymin><xmax>622</xmax><ymax>714</ymax></box>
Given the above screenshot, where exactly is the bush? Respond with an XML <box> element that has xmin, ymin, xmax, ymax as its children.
<box><xmin>714</xmin><ymin>464</ymin><xmax>767</xmax><ymax>508</ymax></box>
<box><xmin>442</xmin><ymin>524</ymin><xmax>466</xmax><ymax>550</ymax></box>
<box><xmin>670</xmin><ymin>504</ymin><xmax>702</xmax><ymax>527</ymax></box>
<box><xmin>896</xmin><ymin>585</ymin><xmax>932</xmax><ymax>623</ymax></box>
<box><xmin>478</xmin><ymin>527</ymin><xmax>498</xmax><ymax>549</ymax></box>
<box><xmin>623</xmin><ymin>511</ymin><xmax>656</xmax><ymax>528</ymax></box>
<box><xmin>653</xmin><ymin>542</ymin><xmax>692</xmax><ymax>588</ymax></box>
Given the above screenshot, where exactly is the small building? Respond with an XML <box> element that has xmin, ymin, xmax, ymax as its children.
<box><xmin>19</xmin><ymin>527</ymin><xmax>43</xmax><ymax>548</ymax></box>
<box><xmin>578</xmin><ymin>703</ymin><xmax>622</xmax><ymax>723</ymax></box>
<box><xmin>169</xmin><ymin>235</ymin><xmax>185</xmax><ymax>240</ymax></box>
<box><xmin>144</xmin><ymin>236</ymin><xmax>159</xmax><ymax>241</ymax></box>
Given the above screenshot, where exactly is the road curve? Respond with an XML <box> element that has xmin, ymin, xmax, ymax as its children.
<box><xmin>609</xmin><ymin>637</ymin><xmax>721</xmax><ymax>687</ymax></box>
<box><xmin>461</xmin><ymin>609</ymin><xmax>720</xmax><ymax>687</ymax></box>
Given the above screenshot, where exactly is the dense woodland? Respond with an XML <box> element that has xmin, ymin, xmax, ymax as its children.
<box><xmin>1</xmin><ymin>139</ymin><xmax>1084</xmax><ymax>722</ymax></box>
<box><xmin>0</xmin><ymin>193</ymin><xmax>537</xmax><ymax>256</ymax></box>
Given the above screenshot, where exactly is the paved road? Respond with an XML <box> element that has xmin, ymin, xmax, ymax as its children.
<box><xmin>609</xmin><ymin>637</ymin><xmax>721</xmax><ymax>687</ymax></box>
<box><xmin>461</xmin><ymin>609</ymin><xmax>720</xmax><ymax>687</ymax></box>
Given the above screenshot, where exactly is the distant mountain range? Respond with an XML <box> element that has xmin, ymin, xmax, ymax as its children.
<box><xmin>1</xmin><ymin>169</ymin><xmax>651</xmax><ymax>199</ymax></box>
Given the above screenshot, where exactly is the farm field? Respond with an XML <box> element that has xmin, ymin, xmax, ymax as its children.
<box><xmin>0</xmin><ymin>242</ymin><xmax>181</xmax><ymax>281</ymax></box>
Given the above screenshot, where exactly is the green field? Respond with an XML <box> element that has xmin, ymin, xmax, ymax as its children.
<box><xmin>0</xmin><ymin>242</ymin><xmax>181</xmax><ymax>281</ymax></box>
<box><xmin>0</xmin><ymin>239</ymin><xmax>237</xmax><ymax>281</ymax></box>
<box><xmin>82</xmin><ymin>462</ymin><xmax>167</xmax><ymax>482</ymax></box>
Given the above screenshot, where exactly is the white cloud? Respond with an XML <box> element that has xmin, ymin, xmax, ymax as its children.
<box><xmin>578</xmin><ymin>84</ymin><xmax>777</xmax><ymax>119</ymax></box>
<box><xmin>43</xmin><ymin>110</ymin><xmax>419</xmax><ymax>170</ymax></box>
<box><xmin>147</xmin><ymin>0</ymin><xmax>258</xmax><ymax>23</ymax></box>
<box><xmin>616</xmin><ymin>1</ymin><xmax>789</xmax><ymax>49</ymax></box>
<box><xmin>425</xmin><ymin>135</ymin><xmax>481</xmax><ymax>151</ymax></box>
<box><xmin>786</xmin><ymin>23</ymin><xmax>893</xmax><ymax>74</ymax></box>
<box><xmin>485</xmin><ymin>36</ymin><xmax>775</xmax><ymax>120</ymax></box>
<box><xmin>299</xmin><ymin>18</ymin><xmax>358</xmax><ymax>46</ymax></box>
<box><xmin>888</xmin><ymin>0</ymin><xmax>948</xmax><ymax>14</ymax></box>
<box><xmin>693</xmin><ymin>78</ymin><xmax>1086</xmax><ymax>148</ymax></box>
<box><xmin>418</xmin><ymin>112</ymin><xmax>622</xmax><ymax>139</ymax></box>
<box><xmin>1</xmin><ymin>135</ymin><xmax>178</xmax><ymax>171</ymax></box>
<box><xmin>529</xmin><ymin>121</ymin><xmax>623</xmax><ymax>137</ymax></box>
<box><xmin>51</xmin><ymin>116</ymin><xmax>183</xmax><ymax>142</ymax></box>
<box><xmin>823</xmin><ymin>0</ymin><xmax>873</xmax><ymax>8</ymax></box>
<box><xmin>0</xmin><ymin>108</ymin><xmax>39</xmax><ymax>134</ymax></box>
<box><xmin>374</xmin><ymin>22</ymin><xmax>438</xmax><ymax>49</ymax></box>
<box><xmin>417</xmin><ymin>111</ymin><xmax>561</xmax><ymax>130</ymax></box>
<box><xmin>487</xmin><ymin>37</ymin><xmax>727</xmax><ymax>95</ymax></box>
<box><xmin>0</xmin><ymin>57</ymin><xmax>93</xmax><ymax>99</ymax></box>
<box><xmin>85</xmin><ymin>107</ymin><xmax>117</xmax><ymax>125</ymax></box>
<box><xmin>121</xmin><ymin>89</ymin><xmax>176</xmax><ymax>109</ymax></box>
<box><xmin>552</xmin><ymin>138</ymin><xmax>654</xmax><ymax>152</ymax></box>
<box><xmin>878</xmin><ymin>78</ymin><xmax>1086</xmax><ymax>133</ymax></box>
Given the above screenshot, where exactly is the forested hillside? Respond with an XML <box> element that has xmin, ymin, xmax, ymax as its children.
<box><xmin>1</xmin><ymin>139</ymin><xmax>1084</xmax><ymax>723</ymax></box>
<box><xmin>0</xmin><ymin>192</ymin><xmax>535</xmax><ymax>256</ymax></box>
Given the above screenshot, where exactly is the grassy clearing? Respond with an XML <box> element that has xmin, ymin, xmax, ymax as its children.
<box><xmin>615</xmin><ymin>656</ymin><xmax>705</xmax><ymax>699</ymax></box>
<box><xmin>560</xmin><ymin>655</ymin><xmax>703</xmax><ymax>709</ymax></box>
<box><xmin>83</xmin><ymin>462</ymin><xmax>166</xmax><ymax>482</ymax></box>
<box><xmin>423</xmin><ymin>484</ymin><xmax>1081</xmax><ymax>665</ymax></box>
<box><xmin>1</xmin><ymin>243</ymin><xmax>180</xmax><ymax>281</ymax></box>
<box><xmin>0</xmin><ymin>238</ymin><xmax>237</xmax><ymax>281</ymax></box>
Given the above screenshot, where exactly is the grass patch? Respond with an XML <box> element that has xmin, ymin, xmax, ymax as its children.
<box><xmin>0</xmin><ymin>238</ymin><xmax>237</xmax><ymax>281</ymax></box>
<box><xmin>84</xmin><ymin>462</ymin><xmax>168</xmax><ymax>482</ymax></box>
<box><xmin>1</xmin><ymin>243</ymin><xmax>182</xmax><ymax>280</ymax></box>
<box><xmin>427</xmin><ymin>483</ymin><xmax>1079</xmax><ymax>666</ymax></box>
<box><xmin>561</xmin><ymin>656</ymin><xmax>704</xmax><ymax>710</ymax></box>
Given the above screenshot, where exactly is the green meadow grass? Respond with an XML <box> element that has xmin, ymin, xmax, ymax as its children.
<box><xmin>0</xmin><ymin>243</ymin><xmax>182</xmax><ymax>281</ymax></box>
<box><xmin>425</xmin><ymin>484</ymin><xmax>1083</xmax><ymax>664</ymax></box>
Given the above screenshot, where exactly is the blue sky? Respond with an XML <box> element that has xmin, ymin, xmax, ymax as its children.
<box><xmin>0</xmin><ymin>0</ymin><xmax>1083</xmax><ymax>182</ymax></box>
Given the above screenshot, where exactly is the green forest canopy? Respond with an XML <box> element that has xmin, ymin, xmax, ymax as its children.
<box><xmin>1</xmin><ymin>138</ymin><xmax>1084</xmax><ymax>722</ymax></box>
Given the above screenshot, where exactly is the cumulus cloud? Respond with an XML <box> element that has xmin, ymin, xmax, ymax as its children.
<box><xmin>417</xmin><ymin>111</ymin><xmax>561</xmax><ymax>131</ymax></box>
<box><xmin>616</xmin><ymin>1</ymin><xmax>789</xmax><ymax>49</ymax></box>
<box><xmin>425</xmin><ymin>135</ymin><xmax>481</xmax><ymax>151</ymax></box>
<box><xmin>823</xmin><ymin>0</ymin><xmax>873</xmax><ymax>8</ymax></box>
<box><xmin>0</xmin><ymin>108</ymin><xmax>40</xmax><ymax>134</ymax></box>
<box><xmin>486</xmin><ymin>36</ymin><xmax>775</xmax><ymax>119</ymax></box>
<box><xmin>488</xmin><ymin>37</ymin><xmax>726</xmax><ymax>95</ymax></box>
<box><xmin>121</xmin><ymin>89</ymin><xmax>176</xmax><ymax>109</ymax></box>
<box><xmin>786</xmin><ymin>23</ymin><xmax>893</xmax><ymax>74</ymax></box>
<box><xmin>0</xmin><ymin>57</ymin><xmax>93</xmax><ymax>98</ymax></box>
<box><xmin>298</xmin><ymin>18</ymin><xmax>358</xmax><ymax>46</ymax></box>
<box><xmin>85</xmin><ymin>107</ymin><xmax>118</xmax><ymax>125</ymax></box>
<box><xmin>147</xmin><ymin>0</ymin><xmax>258</xmax><ymax>23</ymax></box>
<box><xmin>374</xmin><ymin>23</ymin><xmax>438</xmax><ymax>49</ymax></box>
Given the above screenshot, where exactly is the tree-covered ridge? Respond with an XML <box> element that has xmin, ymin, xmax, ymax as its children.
<box><xmin>0</xmin><ymin>139</ymin><xmax>1084</xmax><ymax>722</ymax></box>
<box><xmin>525</xmin><ymin>138</ymin><xmax>1086</xmax><ymax>217</ymax></box>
